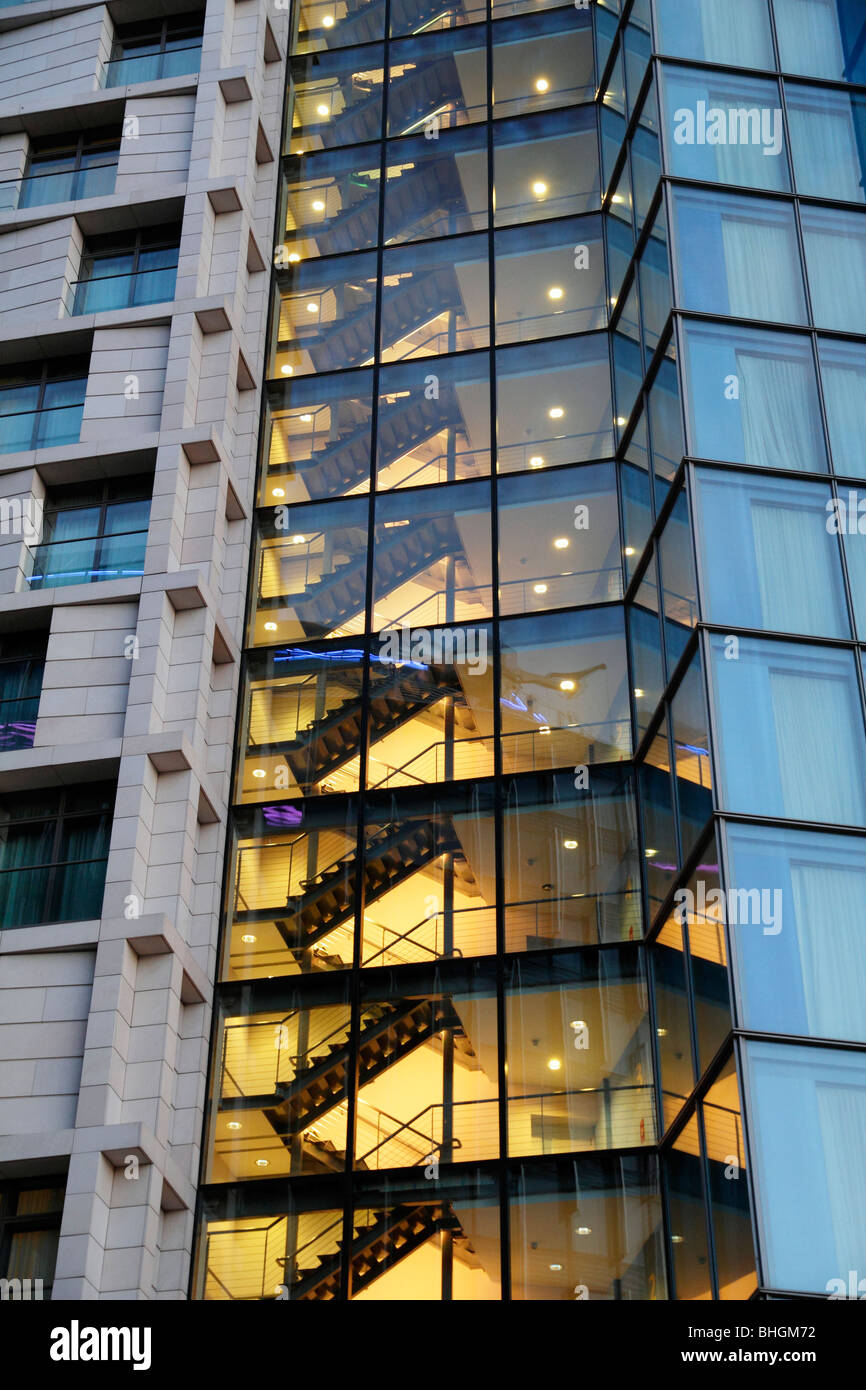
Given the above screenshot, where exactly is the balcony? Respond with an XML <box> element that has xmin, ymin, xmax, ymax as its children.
<box><xmin>71</xmin><ymin>260</ymin><xmax>178</xmax><ymax>315</ymax></box>
<box><xmin>103</xmin><ymin>41</ymin><xmax>202</xmax><ymax>88</ymax></box>
<box><xmin>0</xmin><ymin>400</ymin><xmax>84</xmax><ymax>455</ymax></box>
<box><xmin>26</xmin><ymin>526</ymin><xmax>148</xmax><ymax>590</ymax></box>
<box><xmin>0</xmin><ymin>160</ymin><xmax>118</xmax><ymax>214</ymax></box>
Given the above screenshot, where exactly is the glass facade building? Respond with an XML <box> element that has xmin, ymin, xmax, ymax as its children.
<box><xmin>193</xmin><ymin>0</ymin><xmax>866</xmax><ymax>1301</ymax></box>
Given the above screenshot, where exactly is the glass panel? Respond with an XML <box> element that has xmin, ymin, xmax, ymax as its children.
<box><xmin>251</xmin><ymin>495</ymin><xmax>370</xmax><ymax>645</ymax></box>
<box><xmin>671</xmin><ymin>187</ymin><xmax>805</xmax><ymax>324</ymax></box>
<box><xmin>654</xmin><ymin>0</ymin><xmax>774</xmax><ymax>68</ymax></box>
<box><xmin>224</xmin><ymin>798</ymin><xmax>360</xmax><ymax>979</ymax></box>
<box><xmin>495</xmin><ymin>334</ymin><xmax>613</xmax><ymax>474</ymax></box>
<box><xmin>621</xmin><ymin>450</ymin><xmax>652</xmax><ymax>582</ymax></box>
<box><xmin>380</xmin><ymin>233</ymin><xmax>489</xmax><ymax>362</ymax></box>
<box><xmin>661</xmin><ymin>66</ymin><xmax>788</xmax><ymax>192</ymax></box>
<box><xmin>693</xmin><ymin>470</ymin><xmax>849</xmax><ymax>639</ymax></box>
<box><xmin>383</xmin><ymin>126</ymin><xmax>488</xmax><ymax>244</ymax></box>
<box><xmin>709</xmin><ymin>634</ymin><xmax>866</xmax><ymax>825</ymax></box>
<box><xmin>819</xmin><ymin>337</ymin><xmax>866</xmax><ymax>476</ymax></box>
<box><xmin>388</xmin><ymin>29</ymin><xmax>487</xmax><ymax>136</ymax></box>
<box><xmin>702</xmin><ymin>1056</ymin><xmax>756</xmax><ymax>1300</ymax></box>
<box><xmin>787</xmin><ymin>84</ymin><xmax>866</xmax><ymax>204</ymax></box>
<box><xmin>499</xmin><ymin>607</ymin><xmax>632</xmax><ymax>774</ymax></box>
<box><xmin>492</xmin><ymin>108</ymin><xmax>599</xmax><ymax>228</ymax></box>
<box><xmin>801</xmin><ymin>204</ymin><xmax>866</xmax><ymax>334</ymax></box>
<box><xmin>681</xmin><ymin>321</ymin><xmax>827</xmax><ymax>472</ymax></box>
<box><xmin>652</xmin><ymin>914</ymin><xmax>693</xmax><ymax>1131</ymax></box>
<box><xmin>288</xmin><ymin>43</ymin><xmax>385</xmax><ymax>154</ymax></box>
<box><xmin>198</xmin><ymin>1194</ymin><xmax>345</xmax><ymax>1301</ymax></box>
<box><xmin>638</xmin><ymin>207</ymin><xmax>671</xmax><ymax>357</ymax></box>
<box><xmin>632</xmin><ymin>117</ymin><xmax>661</xmax><ymax>234</ymax></box>
<box><xmin>492</xmin><ymin>12</ymin><xmax>594</xmax><ymax>120</ymax></box>
<box><xmin>498</xmin><ymin>462</ymin><xmax>622</xmax><ymax>617</ymax></box>
<box><xmin>509</xmin><ymin>1154</ymin><xmax>666</xmax><ymax>1301</ymax></box>
<box><xmin>727</xmin><ymin>821</ymin><xmax>866</xmax><ymax>1045</ymax></box>
<box><xmin>505</xmin><ymin>949</ymin><xmax>654</xmax><ymax>1157</ymax></box>
<box><xmin>262</xmin><ymin>369</ymin><xmax>373</xmax><ymax>504</ymax></box>
<box><xmin>297</xmin><ymin>0</ymin><xmax>384</xmax><ymax>52</ymax></box>
<box><xmin>354</xmin><ymin>964</ymin><xmax>498</xmax><ymax>1171</ymax></box>
<box><xmin>678</xmin><ymin>852</ymin><xmax>731</xmax><ymax>1073</ymax></box>
<box><xmin>640</xmin><ymin>757</ymin><xmax>677</xmax><ymax>921</ymax></box>
<box><xmin>744</xmin><ymin>1040</ymin><xmax>866</xmax><ymax>1295</ymax></box>
<box><xmin>392</xmin><ymin>0</ymin><xmax>485</xmax><ymax>34</ymax></box>
<box><xmin>501</xmin><ymin>770</ymin><xmax>642</xmax><ymax>951</ymax></box>
<box><xmin>629</xmin><ymin>595</ymin><xmax>664</xmax><ymax>743</ymax></box>
<box><xmin>671</xmin><ymin>658</ymin><xmax>713</xmax><ymax>862</ymax></box>
<box><xmin>283</xmin><ymin>145</ymin><xmax>383</xmax><ymax>260</ymax></box>
<box><xmin>658</xmin><ymin>490</ymin><xmax>697</xmax><ymax>668</ymax></box>
<box><xmin>666</xmin><ymin>1114</ymin><xmax>712</xmax><ymax>1300</ymax></box>
<box><xmin>361</xmin><ymin>784</ymin><xmax>497</xmax><ymax>964</ymax></box>
<box><xmin>494</xmin><ymin>216</ymin><xmax>606</xmax><ymax>345</ymax></box>
<box><xmin>270</xmin><ymin>252</ymin><xmax>378</xmax><ymax>378</ymax></box>
<box><xmin>209</xmin><ymin>980</ymin><xmax>352</xmax><ymax>1181</ymax></box>
<box><xmin>351</xmin><ymin>1171</ymin><xmax>501</xmax><ymax>1299</ymax></box>
<box><xmin>773</xmin><ymin>0</ymin><xmax>866</xmax><ymax>84</ymax></box>
<box><xmin>376</xmin><ymin>354</ymin><xmax>490</xmax><ymax>489</ymax></box>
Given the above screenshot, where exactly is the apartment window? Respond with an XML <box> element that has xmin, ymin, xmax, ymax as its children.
<box><xmin>16</xmin><ymin>128</ymin><xmax>120</xmax><ymax>211</ymax></box>
<box><xmin>0</xmin><ymin>783</ymin><xmax>115</xmax><ymax>928</ymax></box>
<box><xmin>786</xmin><ymin>83</ymin><xmax>866</xmax><ymax>203</ymax></box>
<box><xmin>773</xmin><ymin>0</ymin><xmax>866</xmax><ymax>84</ymax></box>
<box><xmin>660</xmin><ymin>66</ymin><xmax>789</xmax><ymax>193</ymax></box>
<box><xmin>72</xmin><ymin>225</ymin><xmax>180</xmax><ymax>315</ymax></box>
<box><xmin>0</xmin><ymin>358</ymin><xmax>88</xmax><ymax>456</ymax></box>
<box><xmin>0</xmin><ymin>1179</ymin><xmax>65</xmax><ymax>1298</ymax></box>
<box><xmin>655</xmin><ymin>0</ymin><xmax>774</xmax><ymax>69</ymax></box>
<box><xmin>26</xmin><ymin>475</ymin><xmax>152</xmax><ymax>591</ymax></box>
<box><xmin>105</xmin><ymin>11</ymin><xmax>204</xmax><ymax>87</ymax></box>
<box><xmin>0</xmin><ymin>631</ymin><xmax>47</xmax><ymax>752</ymax></box>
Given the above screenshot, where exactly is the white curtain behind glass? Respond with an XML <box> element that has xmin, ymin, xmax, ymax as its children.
<box><xmin>816</xmin><ymin>1083</ymin><xmax>866</xmax><ymax>1274</ymax></box>
<box><xmin>791</xmin><ymin>864</ymin><xmax>866</xmax><ymax>1041</ymax></box>
<box><xmin>721</xmin><ymin>214</ymin><xmax>803</xmax><ymax>321</ymax></box>
<box><xmin>803</xmin><ymin>222</ymin><xmax>866</xmax><ymax>332</ymax></box>
<box><xmin>700</xmin><ymin>0</ymin><xmax>771</xmax><ymax>67</ymax></box>
<box><xmin>751</xmin><ymin>501</ymin><xmax>839</xmax><ymax>635</ymax></box>
<box><xmin>787</xmin><ymin>98</ymin><xmax>863</xmax><ymax>202</ymax></box>
<box><xmin>774</xmin><ymin>0</ymin><xmax>845</xmax><ymax>79</ymax></box>
<box><xmin>736</xmin><ymin>351</ymin><xmax>823</xmax><ymax>471</ymax></box>
<box><xmin>820</xmin><ymin>358</ymin><xmax>866</xmax><ymax>469</ymax></box>
<box><xmin>769</xmin><ymin>669</ymin><xmax>866</xmax><ymax>824</ymax></box>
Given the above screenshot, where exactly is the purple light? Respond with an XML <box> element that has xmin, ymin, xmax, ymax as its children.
<box><xmin>262</xmin><ymin>803</ymin><xmax>303</xmax><ymax>827</ymax></box>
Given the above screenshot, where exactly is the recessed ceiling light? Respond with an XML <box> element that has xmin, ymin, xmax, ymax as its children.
<box><xmin>535</xmin><ymin>78</ymin><xmax>549</xmax><ymax>92</ymax></box>
<box><xmin>616</xmin><ymin>416</ymin><xmax>628</xmax><ymax>427</ymax></box>
<box><xmin>227</xmin><ymin>1121</ymin><xmax>242</xmax><ymax>1130</ymax></box>
<box><xmin>549</xmin><ymin>1262</ymin><xmax>562</xmax><ymax>1271</ymax></box>
<box><xmin>657</xmin><ymin>1027</ymin><xmax>668</xmax><ymax>1038</ymax></box>
<box><xmin>252</xmin><ymin>769</ymin><xmax>267</xmax><ymax>779</ymax></box>
<box><xmin>553</xmin><ymin>537</ymin><xmax>569</xmax><ymax>549</ymax></box>
<box><xmin>316</xmin><ymin>103</ymin><xmax>329</xmax><ymax>116</ymax></box>
<box><xmin>264</xmin><ymin>621</ymin><xmax>278</xmax><ymax>631</ymax></box>
<box><xmin>549</xmin><ymin>406</ymin><xmax>564</xmax><ymax>419</ymax></box>
<box><xmin>255</xmin><ymin>1158</ymin><xmax>270</xmax><ymax>1167</ymax></box>
<box><xmin>306</xmin><ymin>302</ymin><xmax>318</xmax><ymax>313</ymax></box>
<box><xmin>288</xmin><ymin>252</ymin><xmax>301</xmax><ymax>264</ymax></box>
<box><xmin>624</xmin><ymin>546</ymin><xmax>635</xmax><ymax>556</ymax></box>
<box><xmin>560</xmin><ymin>679</ymin><xmax>575</xmax><ymax>691</ymax></box>
<box><xmin>322</xmin><ymin>14</ymin><xmax>335</xmax><ymax>26</ymax></box>
<box><xmin>671</xmin><ymin>1235</ymin><xmax>684</xmax><ymax>1244</ymax></box>
<box><xmin>563</xmin><ymin>839</ymin><xmax>578</xmax><ymax>849</ymax></box>
<box><xmin>548</xmin><ymin>1057</ymin><xmax>561</xmax><ymax>1071</ymax></box>
<box><xmin>533</xmin><ymin>583</ymin><xmax>548</xmax><ymax>594</ymax></box>
<box><xmin>241</xmin><ymin>935</ymin><xmax>257</xmax><ymax>944</ymax></box>
<box><xmin>300</xmin><ymin>413</ymin><xmax>313</xmax><ymax>422</ymax></box>
<box><xmin>272</xmin><ymin>488</ymin><xmax>286</xmax><ymax>498</ymax></box>
<box><xmin>547</xmin><ymin>286</ymin><xmax>564</xmax><ymax>300</ymax></box>
<box><xmin>529</xmin><ymin>456</ymin><xmax>545</xmax><ymax>468</ymax></box>
<box><xmin>611</xmin><ymin>194</ymin><xmax>625</xmax><ymax>205</ymax></box>
<box><xmin>570</xmin><ymin>1020</ymin><xmax>585</xmax><ymax>1031</ymax></box>
<box><xmin>576</xmin><ymin>1226</ymin><xmax>592</xmax><ymax>1236</ymax></box>
<box><xmin>645</xmin><ymin>848</ymin><xmax>658</xmax><ymax>858</ymax></box>
<box><xmin>281</xmin><ymin>364</ymin><xmax>293</xmax><ymax>375</ymax></box>
<box><xmin>291</xmin><ymin>534</ymin><xmax>306</xmax><ymax>544</ymax></box>
<box><xmin>312</xmin><ymin>199</ymin><xmax>326</xmax><ymax>211</ymax></box>
<box><xmin>634</xmin><ymin>688</ymin><xmax>645</xmax><ymax>699</ymax></box>
<box><xmin>539</xmin><ymin>725</ymin><xmax>550</xmax><ymax>735</ymax></box>
<box><xmin>532</xmin><ymin>180</ymin><xmax>548</xmax><ymax>197</ymax></box>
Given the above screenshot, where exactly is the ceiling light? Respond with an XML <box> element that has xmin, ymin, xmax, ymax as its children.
<box><xmin>547</xmin><ymin>286</ymin><xmax>564</xmax><ymax>300</ymax></box>
<box><xmin>241</xmin><ymin>935</ymin><xmax>257</xmax><ymax>944</ymax></box>
<box><xmin>306</xmin><ymin>302</ymin><xmax>318</xmax><ymax>313</ymax></box>
<box><xmin>529</xmin><ymin>456</ymin><xmax>545</xmax><ymax>468</ymax></box>
<box><xmin>553</xmin><ymin>537</ymin><xmax>569</xmax><ymax>549</ymax></box>
<box><xmin>255</xmin><ymin>1158</ymin><xmax>270</xmax><ymax>1167</ymax></box>
<box><xmin>645</xmin><ymin>848</ymin><xmax>658</xmax><ymax>858</ymax></box>
<box><xmin>281</xmin><ymin>364</ymin><xmax>293</xmax><ymax>375</ymax></box>
<box><xmin>532</xmin><ymin>180</ymin><xmax>548</xmax><ymax>197</ymax></box>
<box><xmin>671</xmin><ymin>1235</ymin><xmax>684</xmax><ymax>1245</ymax></box>
<box><xmin>624</xmin><ymin>546</ymin><xmax>635</xmax><ymax>556</ymax></box>
<box><xmin>252</xmin><ymin>769</ymin><xmax>267</xmax><ymax>779</ymax></box>
<box><xmin>539</xmin><ymin>726</ymin><xmax>550</xmax><ymax>735</ymax></box>
<box><xmin>272</xmin><ymin>488</ymin><xmax>286</xmax><ymax>498</ymax></box>
<box><xmin>634</xmin><ymin>688</ymin><xmax>645</xmax><ymax>699</ymax></box>
<box><xmin>611</xmin><ymin>194</ymin><xmax>625</xmax><ymax>204</ymax></box>
<box><xmin>264</xmin><ymin>621</ymin><xmax>278</xmax><ymax>631</ymax></box>
<box><xmin>322</xmin><ymin>14</ymin><xmax>335</xmax><ymax>26</ymax></box>
<box><xmin>316</xmin><ymin>104</ymin><xmax>329</xmax><ymax>116</ymax></box>
<box><xmin>610</xmin><ymin>295</ymin><xmax>617</xmax><ymax>306</ymax></box>
<box><xmin>549</xmin><ymin>1263</ymin><xmax>562</xmax><ymax>1271</ymax></box>
<box><xmin>535</xmin><ymin>78</ymin><xmax>549</xmax><ymax>92</ymax></box>
<box><xmin>549</xmin><ymin>406</ymin><xmax>565</xmax><ymax>419</ymax></box>
<box><xmin>288</xmin><ymin>252</ymin><xmax>301</xmax><ymax>263</ymax></box>
<box><xmin>548</xmin><ymin>1057</ymin><xmax>562</xmax><ymax>1071</ymax></box>
<box><xmin>616</xmin><ymin>416</ymin><xmax>628</xmax><ymax>427</ymax></box>
<box><xmin>300</xmin><ymin>413</ymin><xmax>313</xmax><ymax>422</ymax></box>
<box><xmin>570</xmin><ymin>1020</ymin><xmax>586</xmax><ymax>1031</ymax></box>
<box><xmin>657</xmin><ymin>1027</ymin><xmax>667</xmax><ymax>1038</ymax></box>
<box><xmin>227</xmin><ymin>1121</ymin><xmax>242</xmax><ymax>1130</ymax></box>
<box><xmin>576</xmin><ymin>1227</ymin><xmax>592</xmax><ymax>1236</ymax></box>
<box><xmin>312</xmin><ymin>199</ymin><xmax>326</xmax><ymax>211</ymax></box>
<box><xmin>560</xmin><ymin>679</ymin><xmax>575</xmax><ymax>691</ymax></box>
<box><xmin>291</xmin><ymin>534</ymin><xmax>306</xmax><ymax>544</ymax></box>
<box><xmin>563</xmin><ymin>839</ymin><xmax>578</xmax><ymax>849</ymax></box>
<box><xmin>533</xmin><ymin>583</ymin><xmax>548</xmax><ymax>594</ymax></box>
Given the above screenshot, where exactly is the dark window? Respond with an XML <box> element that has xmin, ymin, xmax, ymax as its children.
<box><xmin>106</xmin><ymin>11</ymin><xmax>204</xmax><ymax>86</ymax></box>
<box><xmin>0</xmin><ymin>631</ymin><xmax>47</xmax><ymax>752</ymax></box>
<box><xmin>0</xmin><ymin>1178</ymin><xmax>65</xmax><ymax>1299</ymax></box>
<box><xmin>17</xmin><ymin>128</ymin><xmax>121</xmax><ymax>211</ymax></box>
<box><xmin>27</xmin><ymin>474</ymin><xmax>152</xmax><ymax>591</ymax></box>
<box><xmin>0</xmin><ymin>358</ymin><xmax>88</xmax><ymax>456</ymax></box>
<box><xmin>0</xmin><ymin>783</ymin><xmax>115</xmax><ymax>928</ymax></box>
<box><xmin>72</xmin><ymin>224</ymin><xmax>181</xmax><ymax>315</ymax></box>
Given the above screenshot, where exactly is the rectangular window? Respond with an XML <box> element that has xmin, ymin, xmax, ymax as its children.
<box><xmin>787</xmin><ymin>83</ymin><xmax>866</xmax><ymax>204</ymax></box>
<box><xmin>661</xmin><ymin>66</ymin><xmax>788</xmax><ymax>193</ymax></box>
<box><xmin>773</xmin><ymin>0</ymin><xmax>866</xmax><ymax>83</ymax></box>
<box><xmin>0</xmin><ymin>1178</ymin><xmax>65</xmax><ymax>1298</ymax></box>
<box><xmin>26</xmin><ymin>475</ymin><xmax>152</xmax><ymax>591</ymax></box>
<box><xmin>0</xmin><ymin>783</ymin><xmax>115</xmax><ymax>928</ymax></box>
<box><xmin>655</xmin><ymin>0</ymin><xmax>774</xmax><ymax>69</ymax></box>
<box><xmin>105</xmin><ymin>12</ymin><xmax>203</xmax><ymax>87</ymax></box>
<box><xmin>0</xmin><ymin>630</ymin><xmax>47</xmax><ymax>751</ymax></box>
<box><xmin>0</xmin><ymin>359</ymin><xmax>88</xmax><ymax>456</ymax></box>
<box><xmin>17</xmin><ymin>128</ymin><xmax>121</xmax><ymax>210</ymax></box>
<box><xmin>801</xmin><ymin>204</ymin><xmax>866</xmax><ymax>334</ymax></box>
<box><xmin>72</xmin><ymin>226</ymin><xmax>180</xmax><ymax>316</ymax></box>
